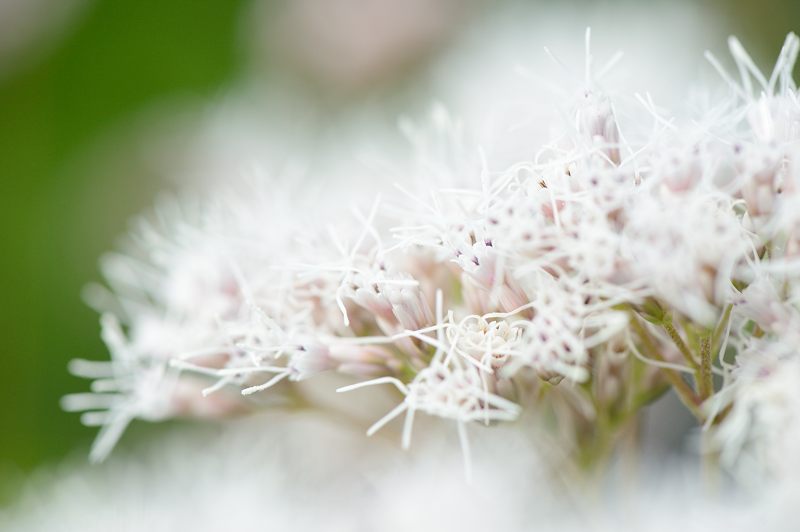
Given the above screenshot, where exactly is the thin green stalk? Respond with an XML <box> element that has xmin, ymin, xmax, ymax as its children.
<box><xmin>627</xmin><ymin>310</ymin><xmax>704</xmax><ymax>421</ymax></box>
<box><xmin>630</xmin><ymin>381</ymin><xmax>671</xmax><ymax>410</ymax></box>
<box><xmin>710</xmin><ymin>304</ymin><xmax>733</xmax><ymax>364</ymax></box>
<box><xmin>663</xmin><ymin>318</ymin><xmax>699</xmax><ymax>371</ymax></box>
<box><xmin>701</xmin><ymin>430</ymin><xmax>721</xmax><ymax>492</ymax></box>
<box><xmin>679</xmin><ymin>315</ymin><xmax>701</xmax><ymax>353</ymax></box>
<box><xmin>699</xmin><ymin>334</ymin><xmax>713</xmax><ymax>399</ymax></box>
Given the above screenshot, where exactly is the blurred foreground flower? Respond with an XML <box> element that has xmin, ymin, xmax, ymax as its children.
<box><xmin>2</xmin><ymin>411</ymin><xmax>798</xmax><ymax>532</ymax></box>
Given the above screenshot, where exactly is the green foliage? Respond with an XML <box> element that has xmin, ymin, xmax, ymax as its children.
<box><xmin>0</xmin><ymin>0</ymin><xmax>246</xmax><ymax>500</ymax></box>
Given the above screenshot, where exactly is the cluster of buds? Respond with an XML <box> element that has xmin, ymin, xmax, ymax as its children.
<box><xmin>65</xmin><ymin>32</ymin><xmax>800</xmax><ymax>486</ymax></box>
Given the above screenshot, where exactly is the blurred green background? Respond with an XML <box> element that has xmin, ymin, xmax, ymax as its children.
<box><xmin>0</xmin><ymin>0</ymin><xmax>797</xmax><ymax>504</ymax></box>
<box><xmin>0</xmin><ymin>0</ymin><xmax>250</xmax><ymax>499</ymax></box>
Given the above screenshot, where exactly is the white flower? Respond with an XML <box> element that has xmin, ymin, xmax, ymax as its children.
<box><xmin>62</xmin><ymin>25</ymin><xmax>800</xmax><ymax>491</ymax></box>
<box><xmin>736</xmin><ymin>276</ymin><xmax>799</xmax><ymax>335</ymax></box>
<box><xmin>709</xmin><ymin>345</ymin><xmax>800</xmax><ymax>482</ymax></box>
<box><xmin>623</xmin><ymin>193</ymin><xmax>749</xmax><ymax>325</ymax></box>
<box><xmin>445</xmin><ymin>313</ymin><xmax>526</xmax><ymax>371</ymax></box>
<box><xmin>62</xmin><ymin>315</ymin><xmax>196</xmax><ymax>462</ymax></box>
<box><xmin>338</xmin><ymin>360</ymin><xmax>520</xmax><ymax>479</ymax></box>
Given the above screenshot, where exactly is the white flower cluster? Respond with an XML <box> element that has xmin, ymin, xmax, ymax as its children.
<box><xmin>65</xmin><ymin>32</ymin><xmax>800</xmax><ymax>485</ymax></box>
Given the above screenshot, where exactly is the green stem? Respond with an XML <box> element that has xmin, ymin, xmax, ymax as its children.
<box><xmin>627</xmin><ymin>310</ymin><xmax>704</xmax><ymax>422</ymax></box>
<box><xmin>663</xmin><ymin>318</ymin><xmax>699</xmax><ymax>372</ymax></box>
<box><xmin>699</xmin><ymin>334</ymin><xmax>713</xmax><ymax>399</ymax></box>
<box><xmin>701</xmin><ymin>430</ymin><xmax>720</xmax><ymax>491</ymax></box>
<box><xmin>710</xmin><ymin>304</ymin><xmax>733</xmax><ymax>364</ymax></box>
<box><xmin>631</xmin><ymin>381</ymin><xmax>671</xmax><ymax>410</ymax></box>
